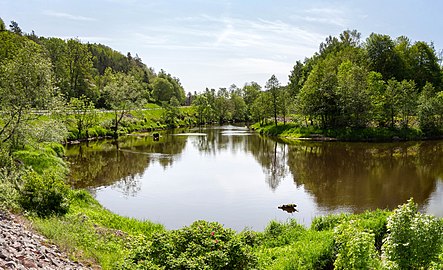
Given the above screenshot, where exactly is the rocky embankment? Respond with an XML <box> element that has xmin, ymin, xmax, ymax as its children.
<box><xmin>0</xmin><ymin>211</ymin><xmax>93</xmax><ymax>270</ymax></box>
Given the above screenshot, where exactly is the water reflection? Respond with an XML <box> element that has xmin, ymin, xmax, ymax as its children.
<box><xmin>285</xmin><ymin>141</ymin><xmax>443</xmax><ymax>211</ymax></box>
<box><xmin>65</xmin><ymin>126</ymin><xmax>443</xmax><ymax>229</ymax></box>
<box><xmin>66</xmin><ymin>134</ymin><xmax>187</xmax><ymax>192</ymax></box>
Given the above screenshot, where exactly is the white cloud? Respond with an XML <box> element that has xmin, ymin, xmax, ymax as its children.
<box><xmin>43</xmin><ymin>10</ymin><xmax>96</xmax><ymax>21</ymax></box>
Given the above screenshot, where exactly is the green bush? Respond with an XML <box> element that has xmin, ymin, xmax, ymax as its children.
<box><xmin>18</xmin><ymin>169</ymin><xmax>70</xmax><ymax>217</ymax></box>
<box><xmin>311</xmin><ymin>210</ymin><xmax>389</xmax><ymax>252</ymax></box>
<box><xmin>123</xmin><ymin>220</ymin><xmax>257</xmax><ymax>269</ymax></box>
<box><xmin>382</xmin><ymin>199</ymin><xmax>443</xmax><ymax>269</ymax></box>
<box><xmin>334</xmin><ymin>221</ymin><xmax>380</xmax><ymax>269</ymax></box>
<box><xmin>0</xmin><ymin>164</ymin><xmax>21</xmax><ymax>211</ymax></box>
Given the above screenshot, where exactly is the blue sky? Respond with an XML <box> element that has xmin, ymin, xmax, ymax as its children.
<box><xmin>2</xmin><ymin>0</ymin><xmax>443</xmax><ymax>92</ymax></box>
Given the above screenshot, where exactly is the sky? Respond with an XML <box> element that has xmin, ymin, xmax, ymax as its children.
<box><xmin>2</xmin><ymin>0</ymin><xmax>443</xmax><ymax>93</ymax></box>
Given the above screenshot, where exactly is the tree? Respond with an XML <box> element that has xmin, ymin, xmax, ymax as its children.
<box><xmin>367</xmin><ymin>71</ymin><xmax>387</xmax><ymax>127</ymax></box>
<box><xmin>288</xmin><ymin>61</ymin><xmax>305</xmax><ymax>97</ymax></box>
<box><xmin>214</xmin><ymin>87</ymin><xmax>232</xmax><ymax>123</ymax></box>
<box><xmin>417</xmin><ymin>83</ymin><xmax>443</xmax><ymax>133</ymax></box>
<box><xmin>69</xmin><ymin>96</ymin><xmax>97</xmax><ymax>139</ymax></box>
<box><xmin>336</xmin><ymin>60</ymin><xmax>370</xmax><ymax>127</ymax></box>
<box><xmin>242</xmin><ymin>82</ymin><xmax>261</xmax><ymax>121</ymax></box>
<box><xmin>151</xmin><ymin>77</ymin><xmax>175</xmax><ymax>103</ymax></box>
<box><xmin>9</xmin><ymin>21</ymin><xmax>22</xmax><ymax>35</ymax></box>
<box><xmin>384</xmin><ymin>79</ymin><xmax>401</xmax><ymax>128</ymax></box>
<box><xmin>297</xmin><ymin>56</ymin><xmax>339</xmax><ymax>128</ymax></box>
<box><xmin>0</xmin><ymin>18</ymin><xmax>6</xmax><ymax>31</ymax></box>
<box><xmin>397</xmin><ymin>80</ymin><xmax>417</xmax><ymax>128</ymax></box>
<box><xmin>103</xmin><ymin>69</ymin><xmax>144</xmax><ymax>138</ymax></box>
<box><xmin>277</xmin><ymin>86</ymin><xmax>292</xmax><ymax>124</ymax></box>
<box><xmin>408</xmin><ymin>41</ymin><xmax>442</xmax><ymax>89</ymax></box>
<box><xmin>41</xmin><ymin>38</ymin><xmax>70</xmax><ymax>98</ymax></box>
<box><xmin>0</xmin><ymin>41</ymin><xmax>54</xmax><ymax>148</ymax></box>
<box><xmin>155</xmin><ymin>70</ymin><xmax>186</xmax><ymax>104</ymax></box>
<box><xmin>230</xmin><ymin>91</ymin><xmax>247</xmax><ymax>122</ymax></box>
<box><xmin>162</xmin><ymin>96</ymin><xmax>181</xmax><ymax>127</ymax></box>
<box><xmin>251</xmin><ymin>92</ymin><xmax>271</xmax><ymax>125</ymax></box>
<box><xmin>66</xmin><ymin>39</ymin><xmax>95</xmax><ymax>100</ymax></box>
<box><xmin>365</xmin><ymin>33</ymin><xmax>403</xmax><ymax>80</ymax></box>
<box><xmin>265</xmin><ymin>75</ymin><xmax>281</xmax><ymax>126</ymax></box>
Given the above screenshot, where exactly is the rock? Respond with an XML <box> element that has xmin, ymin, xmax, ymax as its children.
<box><xmin>0</xmin><ymin>210</ymin><xmax>95</xmax><ymax>269</ymax></box>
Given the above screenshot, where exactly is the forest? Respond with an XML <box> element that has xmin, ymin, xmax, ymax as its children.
<box><xmin>191</xmin><ymin>30</ymin><xmax>443</xmax><ymax>138</ymax></box>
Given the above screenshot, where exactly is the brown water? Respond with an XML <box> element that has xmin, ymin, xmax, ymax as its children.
<box><xmin>65</xmin><ymin>125</ymin><xmax>443</xmax><ymax>231</ymax></box>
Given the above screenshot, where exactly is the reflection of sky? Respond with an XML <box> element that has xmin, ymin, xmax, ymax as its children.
<box><xmin>423</xmin><ymin>179</ymin><xmax>443</xmax><ymax>217</ymax></box>
<box><xmin>95</xmin><ymin>132</ymin><xmax>321</xmax><ymax>231</ymax></box>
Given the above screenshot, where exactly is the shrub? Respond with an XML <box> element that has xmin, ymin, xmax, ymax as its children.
<box><xmin>18</xmin><ymin>169</ymin><xmax>70</xmax><ymax>217</ymax></box>
<box><xmin>334</xmin><ymin>221</ymin><xmax>380</xmax><ymax>269</ymax></box>
<box><xmin>382</xmin><ymin>199</ymin><xmax>443</xmax><ymax>269</ymax></box>
<box><xmin>123</xmin><ymin>220</ymin><xmax>257</xmax><ymax>269</ymax></box>
<box><xmin>0</xmin><ymin>164</ymin><xmax>21</xmax><ymax>211</ymax></box>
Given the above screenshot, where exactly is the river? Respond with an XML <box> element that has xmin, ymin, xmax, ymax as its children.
<box><xmin>65</xmin><ymin>125</ymin><xmax>443</xmax><ymax>231</ymax></box>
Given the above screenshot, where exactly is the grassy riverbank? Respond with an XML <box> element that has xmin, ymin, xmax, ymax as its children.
<box><xmin>64</xmin><ymin>104</ymin><xmax>198</xmax><ymax>142</ymax></box>
<box><xmin>251</xmin><ymin>122</ymin><xmax>433</xmax><ymax>142</ymax></box>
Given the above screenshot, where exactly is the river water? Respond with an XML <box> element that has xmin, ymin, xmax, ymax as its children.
<box><xmin>65</xmin><ymin>125</ymin><xmax>443</xmax><ymax>231</ymax></box>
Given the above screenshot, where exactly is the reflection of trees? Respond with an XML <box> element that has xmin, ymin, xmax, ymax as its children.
<box><xmin>246</xmin><ymin>135</ymin><xmax>290</xmax><ymax>190</ymax></box>
<box><xmin>66</xmin><ymin>134</ymin><xmax>187</xmax><ymax>195</ymax></box>
<box><xmin>285</xmin><ymin>141</ymin><xmax>443</xmax><ymax>210</ymax></box>
<box><xmin>192</xmin><ymin>126</ymin><xmax>248</xmax><ymax>156</ymax></box>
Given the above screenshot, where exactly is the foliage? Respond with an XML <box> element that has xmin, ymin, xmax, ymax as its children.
<box><xmin>333</xmin><ymin>221</ymin><xmax>380</xmax><ymax>269</ymax></box>
<box><xmin>123</xmin><ymin>220</ymin><xmax>257</xmax><ymax>270</ymax></box>
<box><xmin>32</xmin><ymin>189</ymin><xmax>164</xmax><ymax>269</ymax></box>
<box><xmin>68</xmin><ymin>96</ymin><xmax>97</xmax><ymax>139</ymax></box>
<box><xmin>382</xmin><ymin>198</ymin><xmax>443</xmax><ymax>269</ymax></box>
<box><xmin>0</xmin><ymin>153</ymin><xmax>21</xmax><ymax>211</ymax></box>
<box><xmin>0</xmin><ymin>39</ymin><xmax>54</xmax><ymax>146</ymax></box>
<box><xmin>18</xmin><ymin>169</ymin><xmax>70</xmax><ymax>217</ymax></box>
<box><xmin>162</xmin><ymin>96</ymin><xmax>182</xmax><ymax>127</ymax></box>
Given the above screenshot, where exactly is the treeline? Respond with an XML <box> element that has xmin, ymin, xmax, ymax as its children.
<box><xmin>0</xmin><ymin>19</ymin><xmax>186</xmax><ymax>107</ymax></box>
<box><xmin>0</xmin><ymin>18</ymin><xmax>190</xmax><ymax>146</ymax></box>
<box><xmin>192</xmin><ymin>30</ymin><xmax>443</xmax><ymax>135</ymax></box>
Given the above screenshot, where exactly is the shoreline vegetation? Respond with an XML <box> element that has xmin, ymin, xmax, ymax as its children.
<box><xmin>1</xmin><ymin>20</ymin><xmax>443</xmax><ymax>269</ymax></box>
<box><xmin>251</xmin><ymin>122</ymin><xmax>443</xmax><ymax>142</ymax></box>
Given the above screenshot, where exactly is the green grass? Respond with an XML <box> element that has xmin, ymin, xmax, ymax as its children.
<box><xmin>31</xmin><ymin>190</ymin><xmax>164</xmax><ymax>269</ymax></box>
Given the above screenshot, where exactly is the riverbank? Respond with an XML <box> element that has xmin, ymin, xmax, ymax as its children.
<box><xmin>63</xmin><ymin>104</ymin><xmax>197</xmax><ymax>142</ymax></box>
<box><xmin>250</xmin><ymin>122</ymin><xmax>443</xmax><ymax>142</ymax></box>
<box><xmin>4</xmin><ymin>195</ymin><xmax>443</xmax><ymax>269</ymax></box>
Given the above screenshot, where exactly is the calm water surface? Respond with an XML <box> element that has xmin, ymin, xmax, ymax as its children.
<box><xmin>66</xmin><ymin>125</ymin><xmax>443</xmax><ymax>231</ymax></box>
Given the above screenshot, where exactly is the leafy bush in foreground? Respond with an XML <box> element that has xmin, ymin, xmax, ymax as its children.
<box><xmin>334</xmin><ymin>221</ymin><xmax>380</xmax><ymax>269</ymax></box>
<box><xmin>123</xmin><ymin>220</ymin><xmax>256</xmax><ymax>269</ymax></box>
<box><xmin>18</xmin><ymin>169</ymin><xmax>70</xmax><ymax>217</ymax></box>
<box><xmin>382</xmin><ymin>199</ymin><xmax>443</xmax><ymax>269</ymax></box>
